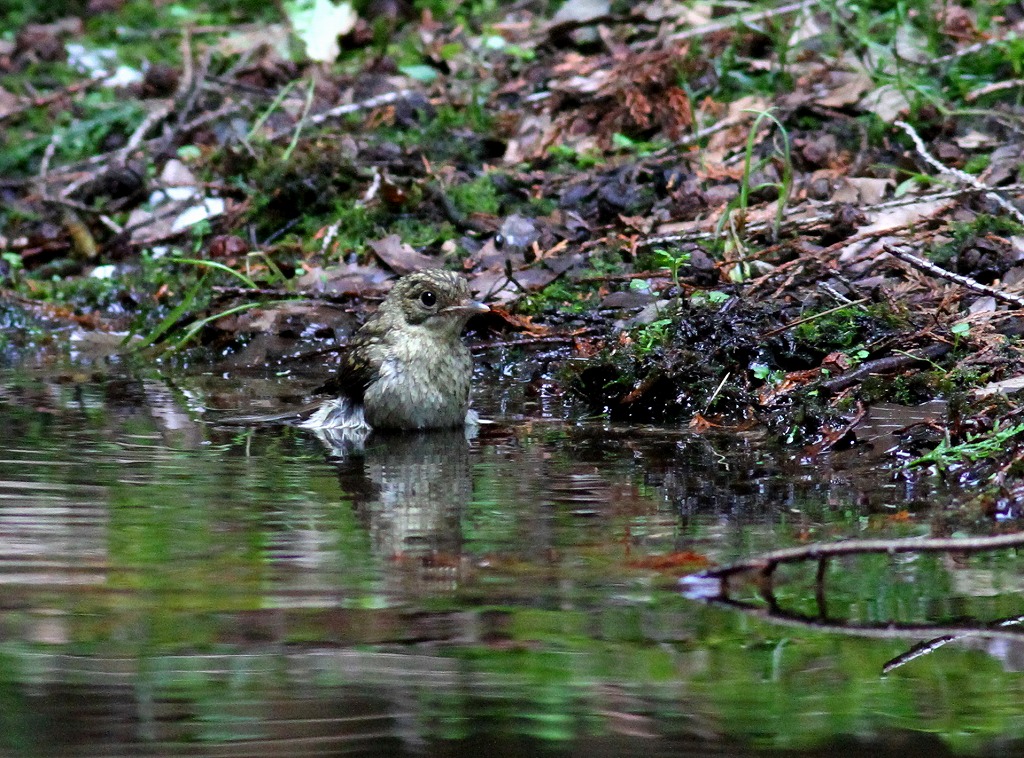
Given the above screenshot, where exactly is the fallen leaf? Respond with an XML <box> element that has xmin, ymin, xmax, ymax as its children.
<box><xmin>368</xmin><ymin>234</ymin><xmax>441</xmax><ymax>275</ymax></box>
<box><xmin>484</xmin><ymin>306</ymin><xmax>551</xmax><ymax>334</ymax></box>
<box><xmin>858</xmin><ymin>83</ymin><xmax>910</xmax><ymax>122</ymax></box>
<box><xmin>297</xmin><ymin>262</ymin><xmax>392</xmax><ymax>296</ymax></box>
<box><xmin>830</xmin><ymin>177</ymin><xmax>892</xmax><ymax>205</ymax></box>
<box><xmin>0</xmin><ymin>86</ymin><xmax>21</xmax><ymax>119</ymax></box>
<box><xmin>285</xmin><ymin>0</ymin><xmax>357</xmax><ymax>62</ymax></box>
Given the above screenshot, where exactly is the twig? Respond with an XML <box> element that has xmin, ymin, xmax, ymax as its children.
<box><xmin>690</xmin><ymin>531</ymin><xmax>1024</xmax><ymax>582</ymax></box>
<box><xmin>965</xmin><ymin>78</ymin><xmax>1024</xmax><ymax>102</ymax></box>
<box><xmin>667</xmin><ymin>1</ymin><xmax>811</xmax><ymax>41</ymax></box>
<box><xmin>470</xmin><ymin>332</ymin><xmax>597</xmax><ymax>350</ymax></box>
<box><xmin>172</xmin><ymin>37</ymin><xmax>213</xmax><ymax>139</ymax></box>
<box><xmin>266</xmin><ymin>89</ymin><xmax>417</xmax><ymax>142</ymax></box>
<box><xmin>885</xmin><ymin>243</ymin><xmax>1024</xmax><ymax>308</ymax></box>
<box><xmin>0</xmin><ymin>75</ymin><xmax>105</xmax><ymax>123</ymax></box>
<box><xmin>38</xmin><ymin>133</ymin><xmax>60</xmax><ymax>178</ymax></box>
<box><xmin>895</xmin><ymin>119</ymin><xmax>1024</xmax><ymax>225</ymax></box>
<box><xmin>56</xmin><ymin>102</ymin><xmax>242</xmax><ymax>197</ymax></box>
<box><xmin>638</xmin><ymin>183</ymin><xmax>982</xmax><ymax>250</ymax></box>
<box><xmin>817</xmin><ymin>343</ymin><xmax>950</xmax><ymax>394</ymax></box>
<box><xmin>932</xmin><ymin>31</ymin><xmax>1020</xmax><ymax>64</ymax></box>
<box><xmin>698</xmin><ymin>596</ymin><xmax>1024</xmax><ymax>647</ymax></box>
<box><xmin>882</xmin><ymin>615</ymin><xmax>1024</xmax><ymax>674</ymax></box>
<box><xmin>119</xmin><ymin>102</ymin><xmax>173</xmax><ymax>160</ymax></box>
<box><xmin>115</xmin><ymin>23</ymin><xmax>260</xmax><ymax>40</ymax></box>
<box><xmin>762</xmin><ymin>298</ymin><xmax>868</xmax><ymax>338</ymax></box>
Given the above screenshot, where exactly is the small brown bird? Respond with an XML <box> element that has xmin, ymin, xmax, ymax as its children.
<box><xmin>300</xmin><ymin>269</ymin><xmax>488</xmax><ymax>431</ymax></box>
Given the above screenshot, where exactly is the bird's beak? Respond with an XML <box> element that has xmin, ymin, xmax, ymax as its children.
<box><xmin>443</xmin><ymin>298</ymin><xmax>490</xmax><ymax>316</ymax></box>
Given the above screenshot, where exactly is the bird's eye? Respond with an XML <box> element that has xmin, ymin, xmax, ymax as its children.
<box><xmin>493</xmin><ymin>233</ymin><xmax>505</xmax><ymax>250</ymax></box>
<box><xmin>419</xmin><ymin>290</ymin><xmax>437</xmax><ymax>307</ymax></box>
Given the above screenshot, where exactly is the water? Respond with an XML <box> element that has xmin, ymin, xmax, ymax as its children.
<box><xmin>0</xmin><ymin>352</ymin><xmax>1023</xmax><ymax>756</ymax></box>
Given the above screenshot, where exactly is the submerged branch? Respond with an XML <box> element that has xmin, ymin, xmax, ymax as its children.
<box><xmin>690</xmin><ymin>531</ymin><xmax>1024</xmax><ymax>582</ymax></box>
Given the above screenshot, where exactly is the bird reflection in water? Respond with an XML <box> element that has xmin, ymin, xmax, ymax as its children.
<box><xmin>326</xmin><ymin>427</ymin><xmax>476</xmax><ymax>589</ymax></box>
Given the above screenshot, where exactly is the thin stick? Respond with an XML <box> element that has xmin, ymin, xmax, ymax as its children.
<box><xmin>885</xmin><ymin>244</ymin><xmax>1024</xmax><ymax>308</ymax></box>
<box><xmin>267</xmin><ymin>89</ymin><xmax>416</xmax><ymax>142</ymax></box>
<box><xmin>763</xmin><ymin>298</ymin><xmax>868</xmax><ymax>338</ymax></box>
<box><xmin>668</xmin><ymin>1</ymin><xmax>810</xmax><ymax>41</ymax></box>
<box><xmin>692</xmin><ymin>531</ymin><xmax>1024</xmax><ymax>581</ymax></box>
<box><xmin>38</xmin><ymin>133</ymin><xmax>60</xmax><ymax>178</ymax></box>
<box><xmin>895</xmin><ymin>119</ymin><xmax>1024</xmax><ymax>225</ymax></box>
<box><xmin>965</xmin><ymin>78</ymin><xmax>1024</xmax><ymax>102</ymax></box>
<box><xmin>0</xmin><ymin>75</ymin><xmax>105</xmax><ymax>123</ymax></box>
<box><xmin>817</xmin><ymin>343</ymin><xmax>950</xmax><ymax>394</ymax></box>
<box><xmin>882</xmin><ymin>615</ymin><xmax>1024</xmax><ymax>674</ymax></box>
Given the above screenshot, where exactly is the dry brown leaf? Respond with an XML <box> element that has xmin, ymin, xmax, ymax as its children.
<box><xmin>367</xmin><ymin>234</ymin><xmax>441</xmax><ymax>275</ymax></box>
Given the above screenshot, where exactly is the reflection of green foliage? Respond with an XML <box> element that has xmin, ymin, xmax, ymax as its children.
<box><xmin>2</xmin><ymin>393</ymin><xmax>1024</xmax><ymax>752</ymax></box>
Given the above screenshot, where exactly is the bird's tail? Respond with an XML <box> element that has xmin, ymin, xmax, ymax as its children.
<box><xmin>297</xmin><ymin>397</ymin><xmax>370</xmax><ymax>430</ymax></box>
<box><xmin>216</xmin><ymin>398</ymin><xmax>368</xmax><ymax>430</ymax></box>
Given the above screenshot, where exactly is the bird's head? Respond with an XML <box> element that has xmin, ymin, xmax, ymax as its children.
<box><xmin>385</xmin><ymin>270</ymin><xmax>489</xmax><ymax>336</ymax></box>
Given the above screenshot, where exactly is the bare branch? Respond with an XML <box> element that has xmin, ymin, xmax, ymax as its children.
<box><xmin>690</xmin><ymin>531</ymin><xmax>1024</xmax><ymax>582</ymax></box>
<box><xmin>885</xmin><ymin>243</ymin><xmax>1024</xmax><ymax>309</ymax></box>
<box><xmin>895</xmin><ymin>119</ymin><xmax>1024</xmax><ymax>225</ymax></box>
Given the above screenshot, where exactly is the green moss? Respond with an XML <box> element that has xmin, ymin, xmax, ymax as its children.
<box><xmin>546</xmin><ymin>144</ymin><xmax>603</xmax><ymax>170</ymax></box>
<box><xmin>449</xmin><ymin>174</ymin><xmax>501</xmax><ymax>216</ymax></box>
<box><xmin>934</xmin><ymin>366</ymin><xmax>988</xmax><ymax>395</ymax></box>
<box><xmin>929</xmin><ymin>214</ymin><xmax>1024</xmax><ymax>264</ymax></box>
<box><xmin>962</xmin><ymin>155</ymin><xmax>991</xmax><ymax>175</ymax></box>
<box><xmin>373</xmin><ymin>104</ymin><xmax>494</xmax><ymax>165</ymax></box>
<box><xmin>517</xmin><ymin>281</ymin><xmax>597</xmax><ymax>316</ymax></box>
<box><xmin>792</xmin><ymin>305</ymin><xmax>870</xmax><ymax>350</ymax></box>
<box><xmin>0</xmin><ymin>88</ymin><xmax>145</xmax><ymax>176</ymax></box>
<box><xmin>527</xmin><ymin>196</ymin><xmax>558</xmax><ymax>215</ymax></box>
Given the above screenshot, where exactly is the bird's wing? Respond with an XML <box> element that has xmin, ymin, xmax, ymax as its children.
<box><xmin>315</xmin><ymin>328</ymin><xmax>384</xmax><ymax>401</ymax></box>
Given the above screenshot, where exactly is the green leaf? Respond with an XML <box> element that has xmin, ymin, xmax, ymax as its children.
<box><xmin>400</xmin><ymin>64</ymin><xmax>439</xmax><ymax>83</ymax></box>
<box><xmin>171</xmin><ymin>258</ymin><xmax>259</xmax><ymax>290</ymax></box>
<box><xmin>612</xmin><ymin>133</ymin><xmax>637</xmax><ymax>149</ymax></box>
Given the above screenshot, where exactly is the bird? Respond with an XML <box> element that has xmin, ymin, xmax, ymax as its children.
<box><xmin>297</xmin><ymin>269</ymin><xmax>489</xmax><ymax>432</ymax></box>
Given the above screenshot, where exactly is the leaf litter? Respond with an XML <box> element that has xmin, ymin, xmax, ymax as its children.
<box><xmin>3</xmin><ymin>0</ymin><xmax>1024</xmax><ymax>491</ymax></box>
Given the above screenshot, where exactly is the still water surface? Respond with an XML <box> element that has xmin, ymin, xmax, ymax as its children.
<box><xmin>1</xmin><ymin>353</ymin><xmax>1023</xmax><ymax>756</ymax></box>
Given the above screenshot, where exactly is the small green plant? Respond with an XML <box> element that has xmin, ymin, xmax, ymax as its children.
<box><xmin>951</xmin><ymin>321</ymin><xmax>970</xmax><ymax>349</ymax></box>
<box><xmin>907</xmin><ymin>422</ymin><xmax>1024</xmax><ymax>471</ymax></box>
<box><xmin>717</xmin><ymin>108</ymin><xmax>793</xmax><ymax>252</ymax></box>
<box><xmin>751</xmin><ymin>362</ymin><xmax>784</xmax><ymax>385</ymax></box>
<box><xmin>633</xmin><ymin>318</ymin><xmax>673</xmax><ymax>355</ymax></box>
<box><xmin>689</xmin><ymin>289</ymin><xmax>729</xmax><ymax>307</ymax></box>
<box><xmin>611</xmin><ymin>132</ymin><xmax>666</xmax><ymax>157</ymax></box>
<box><xmin>546</xmin><ymin>143</ymin><xmax>602</xmax><ymax>169</ymax></box>
<box><xmin>653</xmin><ymin>248</ymin><xmax>691</xmax><ymax>289</ymax></box>
<box><xmin>792</xmin><ymin>304</ymin><xmax>869</xmax><ymax>350</ymax></box>
<box><xmin>847</xmin><ymin>347</ymin><xmax>870</xmax><ymax>365</ymax></box>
